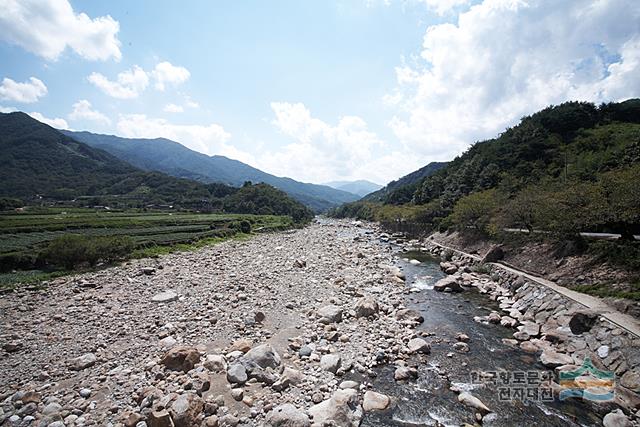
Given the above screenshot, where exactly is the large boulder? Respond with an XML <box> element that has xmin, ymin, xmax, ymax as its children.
<box><xmin>265</xmin><ymin>403</ymin><xmax>310</xmax><ymax>427</ymax></box>
<box><xmin>458</xmin><ymin>392</ymin><xmax>491</xmax><ymax>415</ymax></box>
<box><xmin>620</xmin><ymin>370</ymin><xmax>640</xmax><ymax>392</ymax></box>
<box><xmin>539</xmin><ymin>350</ymin><xmax>573</xmax><ymax>368</ymax></box>
<box><xmin>433</xmin><ymin>276</ymin><xmax>463</xmax><ymax>292</ymax></box>
<box><xmin>407</xmin><ymin>338</ymin><xmax>430</xmax><ymax>354</ymax></box>
<box><xmin>362</xmin><ymin>391</ymin><xmax>390</xmax><ymax>412</ymax></box>
<box><xmin>481</xmin><ymin>245</ymin><xmax>504</xmax><ymax>263</ymax></box>
<box><xmin>603</xmin><ymin>409</ymin><xmax>631</xmax><ymax>427</ymax></box>
<box><xmin>320</xmin><ymin>353</ymin><xmax>342</xmax><ymax>374</ymax></box>
<box><xmin>395</xmin><ymin>309</ymin><xmax>424</xmax><ymax>324</ymax></box>
<box><xmin>161</xmin><ymin>346</ymin><xmax>200</xmax><ymax>373</ymax></box>
<box><xmin>226</xmin><ymin>363</ymin><xmax>248</xmax><ymax>384</ymax></box>
<box><xmin>568</xmin><ymin>310</ymin><xmax>599</xmax><ymax>335</ymax></box>
<box><xmin>317</xmin><ymin>305</ymin><xmax>343</xmax><ymax>324</ymax></box>
<box><xmin>169</xmin><ymin>393</ymin><xmax>204</xmax><ymax>427</ymax></box>
<box><xmin>148</xmin><ymin>410</ymin><xmax>174</xmax><ymax>427</ymax></box>
<box><xmin>69</xmin><ymin>353</ymin><xmax>97</xmax><ymax>371</ymax></box>
<box><xmin>243</xmin><ymin>344</ymin><xmax>281</xmax><ymax>369</ymax></box>
<box><xmin>308</xmin><ymin>389</ymin><xmax>362</xmax><ymax>426</ymax></box>
<box><xmin>354</xmin><ymin>297</ymin><xmax>379</xmax><ymax>318</ymax></box>
<box><xmin>439</xmin><ymin>262</ymin><xmax>458</xmax><ymax>274</ymax></box>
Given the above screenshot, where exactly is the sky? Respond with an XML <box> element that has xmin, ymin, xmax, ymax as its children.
<box><xmin>1</xmin><ymin>0</ymin><xmax>639</xmax><ymax>185</ymax></box>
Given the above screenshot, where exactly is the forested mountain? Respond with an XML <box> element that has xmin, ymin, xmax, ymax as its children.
<box><xmin>324</xmin><ymin>180</ymin><xmax>382</xmax><ymax>197</ymax></box>
<box><xmin>0</xmin><ymin>112</ymin><xmax>313</xmax><ymax>222</ymax></box>
<box><xmin>363</xmin><ymin>161</ymin><xmax>448</xmax><ymax>203</ymax></box>
<box><xmin>332</xmin><ymin>99</ymin><xmax>640</xmax><ymax>239</ymax></box>
<box><xmin>63</xmin><ymin>131</ymin><xmax>359</xmax><ymax>211</ymax></box>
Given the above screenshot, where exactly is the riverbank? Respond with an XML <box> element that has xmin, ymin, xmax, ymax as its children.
<box><xmin>1</xmin><ymin>220</ymin><xmax>638</xmax><ymax>426</ymax></box>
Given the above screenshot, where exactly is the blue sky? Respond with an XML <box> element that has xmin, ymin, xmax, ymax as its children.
<box><xmin>1</xmin><ymin>0</ymin><xmax>639</xmax><ymax>184</ymax></box>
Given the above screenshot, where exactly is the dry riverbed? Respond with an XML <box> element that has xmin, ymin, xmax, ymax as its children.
<box><xmin>1</xmin><ymin>220</ymin><xmax>638</xmax><ymax>426</ymax></box>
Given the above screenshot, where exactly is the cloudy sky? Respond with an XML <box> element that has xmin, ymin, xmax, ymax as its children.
<box><xmin>1</xmin><ymin>0</ymin><xmax>639</xmax><ymax>185</ymax></box>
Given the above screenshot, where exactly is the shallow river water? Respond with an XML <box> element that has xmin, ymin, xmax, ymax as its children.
<box><xmin>359</xmin><ymin>245</ymin><xmax>612</xmax><ymax>426</ymax></box>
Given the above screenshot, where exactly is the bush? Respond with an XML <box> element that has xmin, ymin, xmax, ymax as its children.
<box><xmin>232</xmin><ymin>220</ymin><xmax>252</xmax><ymax>234</ymax></box>
<box><xmin>42</xmin><ymin>234</ymin><xmax>135</xmax><ymax>270</ymax></box>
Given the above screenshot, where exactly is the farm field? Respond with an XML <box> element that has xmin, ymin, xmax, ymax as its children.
<box><xmin>0</xmin><ymin>208</ymin><xmax>296</xmax><ymax>287</ymax></box>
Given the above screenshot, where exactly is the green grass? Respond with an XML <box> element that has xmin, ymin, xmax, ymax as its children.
<box><xmin>0</xmin><ymin>207</ymin><xmax>296</xmax><ymax>288</ymax></box>
<box><xmin>573</xmin><ymin>281</ymin><xmax>640</xmax><ymax>302</ymax></box>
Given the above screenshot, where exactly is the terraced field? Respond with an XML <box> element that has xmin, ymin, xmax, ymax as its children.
<box><xmin>0</xmin><ymin>208</ymin><xmax>295</xmax><ymax>286</ymax></box>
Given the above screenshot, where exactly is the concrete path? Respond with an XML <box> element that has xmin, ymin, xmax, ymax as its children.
<box><xmin>428</xmin><ymin>240</ymin><xmax>640</xmax><ymax>338</ymax></box>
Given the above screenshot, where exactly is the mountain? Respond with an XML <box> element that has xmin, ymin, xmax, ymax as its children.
<box><xmin>332</xmin><ymin>99</ymin><xmax>640</xmax><ymax>239</ymax></box>
<box><xmin>323</xmin><ymin>180</ymin><xmax>382</xmax><ymax>197</ymax></box>
<box><xmin>0</xmin><ymin>112</ymin><xmax>313</xmax><ymax>222</ymax></box>
<box><xmin>62</xmin><ymin>131</ymin><xmax>359</xmax><ymax>212</ymax></box>
<box><xmin>362</xmin><ymin>161</ymin><xmax>448</xmax><ymax>203</ymax></box>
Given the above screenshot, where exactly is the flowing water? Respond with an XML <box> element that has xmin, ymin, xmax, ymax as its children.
<box><xmin>358</xmin><ymin>244</ymin><xmax>613</xmax><ymax>426</ymax></box>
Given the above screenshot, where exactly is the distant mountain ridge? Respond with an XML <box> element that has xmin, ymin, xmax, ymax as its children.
<box><xmin>363</xmin><ymin>161</ymin><xmax>448</xmax><ymax>203</ymax></box>
<box><xmin>324</xmin><ymin>180</ymin><xmax>382</xmax><ymax>197</ymax></box>
<box><xmin>63</xmin><ymin>131</ymin><xmax>359</xmax><ymax>212</ymax></box>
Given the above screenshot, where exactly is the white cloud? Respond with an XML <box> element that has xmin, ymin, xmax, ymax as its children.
<box><xmin>0</xmin><ymin>0</ymin><xmax>121</xmax><ymax>61</ymax></box>
<box><xmin>0</xmin><ymin>77</ymin><xmax>47</xmax><ymax>103</ymax></box>
<box><xmin>68</xmin><ymin>99</ymin><xmax>110</xmax><ymax>125</ymax></box>
<box><xmin>88</xmin><ymin>66</ymin><xmax>149</xmax><ymax>99</ymax></box>
<box><xmin>152</xmin><ymin>62</ymin><xmax>190</xmax><ymax>91</ymax></box>
<box><xmin>0</xmin><ymin>105</ymin><xmax>17</xmax><ymax>113</ymax></box>
<box><xmin>387</xmin><ymin>0</ymin><xmax>640</xmax><ymax>161</ymax></box>
<box><xmin>116</xmin><ymin>114</ymin><xmax>240</xmax><ymax>159</ymax></box>
<box><xmin>419</xmin><ymin>0</ymin><xmax>470</xmax><ymax>15</ymax></box>
<box><xmin>163</xmin><ymin>103</ymin><xmax>184</xmax><ymax>113</ymax></box>
<box><xmin>28</xmin><ymin>111</ymin><xmax>68</xmax><ymax>129</ymax></box>
<box><xmin>250</xmin><ymin>102</ymin><xmax>397</xmax><ymax>183</ymax></box>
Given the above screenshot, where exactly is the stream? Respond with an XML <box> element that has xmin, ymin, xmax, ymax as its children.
<box><xmin>359</xmin><ymin>243</ymin><xmax>611</xmax><ymax>426</ymax></box>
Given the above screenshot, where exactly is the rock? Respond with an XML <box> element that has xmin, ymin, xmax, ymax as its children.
<box><xmin>433</xmin><ymin>276</ymin><xmax>463</xmax><ymax>292</ymax></box>
<box><xmin>3</xmin><ymin>341</ymin><xmax>22</xmax><ymax>352</ymax></box>
<box><xmin>439</xmin><ymin>262</ymin><xmax>458</xmax><ymax>274</ymax></box>
<box><xmin>354</xmin><ymin>297</ymin><xmax>379</xmax><ymax>318</ymax></box>
<box><xmin>500</xmin><ymin>316</ymin><xmax>517</xmax><ymax>328</ymax></box>
<box><xmin>339</xmin><ymin>380</ymin><xmax>359</xmax><ymax>389</ymax></box>
<box><xmin>603</xmin><ymin>409</ymin><xmax>631</xmax><ymax>427</ymax></box>
<box><xmin>147</xmin><ymin>410</ymin><xmax>175</xmax><ymax>427</ymax></box>
<box><xmin>161</xmin><ymin>346</ymin><xmax>200</xmax><ymax>372</ymax></box>
<box><xmin>230</xmin><ymin>388</ymin><xmax>243</xmax><ymax>401</ymax></box>
<box><xmin>458</xmin><ymin>392</ymin><xmax>491</xmax><ymax>415</ymax></box>
<box><xmin>407</xmin><ymin>338</ymin><xmax>430</xmax><ymax>354</ymax></box>
<box><xmin>204</xmin><ymin>354</ymin><xmax>227</xmax><ymax>372</ymax></box>
<box><xmin>169</xmin><ymin>393</ymin><xmax>204</xmax><ymax>427</ymax></box>
<box><xmin>69</xmin><ymin>353</ymin><xmax>97</xmax><ymax>370</ymax></box>
<box><xmin>204</xmin><ymin>415</ymin><xmax>219</xmax><ymax>427</ymax></box>
<box><xmin>320</xmin><ymin>353</ymin><xmax>342</xmax><ymax>373</ymax></box>
<box><xmin>362</xmin><ymin>391</ymin><xmax>390</xmax><ymax>412</ymax></box>
<box><xmin>159</xmin><ymin>336</ymin><xmax>178</xmax><ymax>349</ymax></box>
<box><xmin>620</xmin><ymin>370</ymin><xmax>640</xmax><ymax>391</ymax></box>
<box><xmin>43</xmin><ymin>402</ymin><xmax>63</xmax><ymax>415</ymax></box>
<box><xmin>318</xmin><ymin>305</ymin><xmax>343</xmax><ymax>323</ymax></box>
<box><xmin>298</xmin><ymin>345</ymin><xmax>313</xmax><ymax>358</ymax></box>
<box><xmin>519</xmin><ymin>322</ymin><xmax>540</xmax><ymax>337</ymax></box>
<box><xmin>21</xmin><ymin>391</ymin><xmax>41</xmax><ymax>404</ymax></box>
<box><xmin>230</xmin><ymin>339</ymin><xmax>252</xmax><ymax>353</ymax></box>
<box><xmin>568</xmin><ymin>310</ymin><xmax>598</xmax><ymax>334</ymax></box>
<box><xmin>219</xmin><ymin>414</ymin><xmax>240</xmax><ymax>426</ymax></box>
<box><xmin>243</xmin><ymin>344</ymin><xmax>281</xmax><ymax>369</ymax></box>
<box><xmin>597</xmin><ymin>345</ymin><xmax>610</xmax><ymax>359</ymax></box>
<box><xmin>152</xmin><ymin>290</ymin><xmax>179</xmax><ymax>303</ymax></box>
<box><xmin>122</xmin><ymin>411</ymin><xmax>144</xmax><ymax>427</ymax></box>
<box><xmin>453</xmin><ymin>342</ymin><xmax>470</xmax><ymax>353</ymax></box>
<box><xmin>540</xmin><ymin>350</ymin><xmax>573</xmax><ymax>368</ymax></box>
<box><xmin>141</xmin><ymin>267</ymin><xmax>156</xmax><ymax>275</ymax></box>
<box><xmin>308</xmin><ymin>389</ymin><xmax>362</xmax><ymax>427</ymax></box>
<box><xmin>394</xmin><ymin>366</ymin><xmax>418</xmax><ymax>381</ymax></box>
<box><xmin>281</xmin><ymin>367</ymin><xmax>304</xmax><ymax>385</ymax></box>
<box><xmin>481</xmin><ymin>245</ymin><xmax>504</xmax><ymax>263</ymax></box>
<box><xmin>79</xmin><ymin>388</ymin><xmax>92</xmax><ymax>398</ymax></box>
<box><xmin>395</xmin><ymin>309</ymin><xmax>424</xmax><ymax>324</ymax></box>
<box><xmin>513</xmin><ymin>331</ymin><xmax>530</xmax><ymax>341</ymax></box>
<box><xmin>456</xmin><ymin>333</ymin><xmax>470</xmax><ymax>342</ymax></box>
<box><xmin>487</xmin><ymin>312</ymin><xmax>501</xmax><ymax>324</ymax></box>
<box><xmin>226</xmin><ymin>363</ymin><xmax>248</xmax><ymax>384</ymax></box>
<box><xmin>520</xmin><ymin>341</ymin><xmax>539</xmax><ymax>353</ymax></box>
<box><xmin>293</xmin><ymin>259</ymin><xmax>307</xmax><ymax>268</ymax></box>
<box><xmin>264</xmin><ymin>403</ymin><xmax>310</xmax><ymax>427</ymax></box>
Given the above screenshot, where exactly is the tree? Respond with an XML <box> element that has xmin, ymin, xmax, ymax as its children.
<box><xmin>448</xmin><ymin>189</ymin><xmax>501</xmax><ymax>235</ymax></box>
<box><xmin>502</xmin><ymin>186</ymin><xmax>548</xmax><ymax>233</ymax></box>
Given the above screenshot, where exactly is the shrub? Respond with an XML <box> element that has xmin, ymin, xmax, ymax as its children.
<box><xmin>42</xmin><ymin>234</ymin><xmax>135</xmax><ymax>270</ymax></box>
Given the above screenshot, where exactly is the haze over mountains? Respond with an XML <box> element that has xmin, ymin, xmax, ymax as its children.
<box><xmin>323</xmin><ymin>180</ymin><xmax>382</xmax><ymax>197</ymax></box>
<box><xmin>63</xmin><ymin>131</ymin><xmax>359</xmax><ymax>212</ymax></box>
